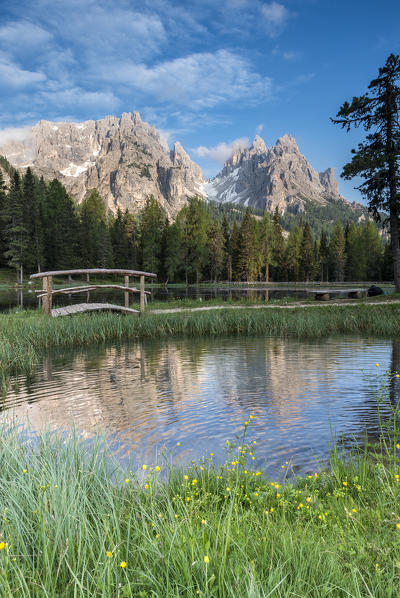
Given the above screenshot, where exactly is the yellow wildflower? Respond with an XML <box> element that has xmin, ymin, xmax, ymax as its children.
<box><xmin>155</xmin><ymin>466</ymin><xmax>160</xmax><ymax>472</ymax></box>
<box><xmin>306</xmin><ymin>497</ymin><xmax>311</xmax><ymax>503</ymax></box>
<box><xmin>0</xmin><ymin>542</ymin><xmax>5</xmax><ymax>550</ymax></box>
<box><xmin>396</xmin><ymin>523</ymin><xmax>400</xmax><ymax>530</ymax></box>
<box><xmin>177</xmin><ymin>442</ymin><xmax>180</xmax><ymax>446</ymax></box>
<box><xmin>144</xmin><ymin>484</ymin><xmax>149</xmax><ymax>489</ymax></box>
<box><xmin>142</xmin><ymin>465</ymin><xmax>147</xmax><ymax>471</ymax></box>
<box><xmin>204</xmin><ymin>555</ymin><xmax>210</xmax><ymax>564</ymax></box>
<box><xmin>376</xmin><ymin>363</ymin><xmax>379</xmax><ymax>367</ymax></box>
<box><xmin>106</xmin><ymin>551</ymin><xmax>112</xmax><ymax>558</ymax></box>
<box><xmin>352</xmin><ymin>508</ymin><xmax>357</xmax><ymax>513</ymax></box>
<box><xmin>192</xmin><ymin>479</ymin><xmax>197</xmax><ymax>485</ymax></box>
<box><xmin>125</xmin><ymin>479</ymin><xmax>129</xmax><ymax>484</ymax></box>
<box><xmin>23</xmin><ymin>469</ymin><xmax>27</xmax><ymax>473</ymax></box>
<box><xmin>226</xmin><ymin>487</ymin><xmax>230</xmax><ymax>492</ymax></box>
<box><xmin>343</xmin><ymin>481</ymin><xmax>348</xmax><ymax>487</ymax></box>
<box><xmin>120</xmin><ymin>561</ymin><xmax>126</xmax><ymax>568</ymax></box>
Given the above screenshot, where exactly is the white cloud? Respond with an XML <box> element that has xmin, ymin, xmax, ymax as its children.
<box><xmin>0</xmin><ymin>125</ymin><xmax>33</xmax><ymax>146</ymax></box>
<box><xmin>193</xmin><ymin>137</ymin><xmax>249</xmax><ymax>163</ymax></box>
<box><xmin>100</xmin><ymin>50</ymin><xmax>272</xmax><ymax>108</ymax></box>
<box><xmin>256</xmin><ymin>123</ymin><xmax>264</xmax><ymax>134</ymax></box>
<box><xmin>39</xmin><ymin>87</ymin><xmax>120</xmax><ymax>110</ymax></box>
<box><xmin>0</xmin><ymin>52</ymin><xmax>46</xmax><ymax>88</ymax></box>
<box><xmin>261</xmin><ymin>2</ymin><xmax>293</xmax><ymax>36</ymax></box>
<box><xmin>0</xmin><ymin>21</ymin><xmax>52</xmax><ymax>48</ymax></box>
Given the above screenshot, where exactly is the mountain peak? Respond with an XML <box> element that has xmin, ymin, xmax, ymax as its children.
<box><xmin>250</xmin><ymin>134</ymin><xmax>268</xmax><ymax>154</ymax></box>
<box><xmin>275</xmin><ymin>134</ymin><xmax>298</xmax><ymax>151</ymax></box>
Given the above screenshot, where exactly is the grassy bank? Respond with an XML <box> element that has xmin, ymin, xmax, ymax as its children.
<box><xmin>0</xmin><ymin>396</ymin><xmax>400</xmax><ymax>597</ymax></box>
<box><xmin>1</xmin><ymin>304</ymin><xmax>400</xmax><ymax>383</ymax></box>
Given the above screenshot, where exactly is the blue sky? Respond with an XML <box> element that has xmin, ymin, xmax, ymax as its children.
<box><xmin>0</xmin><ymin>0</ymin><xmax>399</xmax><ymax>203</ymax></box>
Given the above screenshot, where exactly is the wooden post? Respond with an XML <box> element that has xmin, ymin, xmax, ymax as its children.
<box><xmin>47</xmin><ymin>276</ymin><xmax>53</xmax><ymax>314</ymax></box>
<box><xmin>124</xmin><ymin>275</ymin><xmax>130</xmax><ymax>308</ymax></box>
<box><xmin>140</xmin><ymin>275</ymin><xmax>145</xmax><ymax>315</ymax></box>
<box><xmin>42</xmin><ymin>276</ymin><xmax>53</xmax><ymax>314</ymax></box>
<box><xmin>42</xmin><ymin>277</ymin><xmax>48</xmax><ymax>313</ymax></box>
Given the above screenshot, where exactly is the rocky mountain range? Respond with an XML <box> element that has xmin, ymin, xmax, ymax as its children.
<box><xmin>203</xmin><ymin>133</ymin><xmax>356</xmax><ymax>216</ymax></box>
<box><xmin>0</xmin><ymin>110</ymin><xmax>362</xmax><ymax>219</ymax></box>
<box><xmin>0</xmin><ymin>112</ymin><xmax>203</xmax><ymax>219</ymax></box>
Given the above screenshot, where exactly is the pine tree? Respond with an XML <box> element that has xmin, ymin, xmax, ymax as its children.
<box><xmin>164</xmin><ymin>221</ymin><xmax>183</xmax><ymax>283</ymax></box>
<box><xmin>319</xmin><ymin>229</ymin><xmax>329</xmax><ymax>282</ymax></box>
<box><xmin>345</xmin><ymin>222</ymin><xmax>363</xmax><ymax>280</ymax></box>
<box><xmin>43</xmin><ymin>179</ymin><xmax>80</xmax><ymax>269</ymax></box>
<box><xmin>23</xmin><ymin>168</ymin><xmax>44</xmax><ymax>272</ymax></box>
<box><xmin>284</xmin><ymin>224</ymin><xmax>302</xmax><ymax>281</ymax></box>
<box><xmin>271</xmin><ymin>207</ymin><xmax>285</xmax><ymax>281</ymax></box>
<box><xmin>0</xmin><ymin>169</ymin><xmax>7</xmax><ymax>267</ymax></box>
<box><xmin>329</xmin><ymin>221</ymin><xmax>346</xmax><ymax>282</ymax></box>
<box><xmin>3</xmin><ymin>172</ymin><xmax>28</xmax><ymax>282</ymax></box>
<box><xmin>112</xmin><ymin>208</ymin><xmax>130</xmax><ymax>267</ymax></box>
<box><xmin>208</xmin><ymin>220</ymin><xmax>225</xmax><ymax>283</ymax></box>
<box><xmin>332</xmin><ymin>53</ymin><xmax>400</xmax><ymax>290</ymax></box>
<box><xmin>176</xmin><ymin>197</ymin><xmax>210</xmax><ymax>284</ymax></box>
<box><xmin>139</xmin><ymin>196</ymin><xmax>165</xmax><ymax>275</ymax></box>
<box><xmin>236</xmin><ymin>209</ymin><xmax>259</xmax><ymax>281</ymax></box>
<box><xmin>299</xmin><ymin>222</ymin><xmax>314</xmax><ymax>282</ymax></box>
<box><xmin>259</xmin><ymin>211</ymin><xmax>273</xmax><ymax>282</ymax></box>
<box><xmin>361</xmin><ymin>220</ymin><xmax>384</xmax><ymax>280</ymax></box>
<box><xmin>79</xmin><ymin>189</ymin><xmax>109</xmax><ymax>267</ymax></box>
<box><xmin>230</xmin><ymin>220</ymin><xmax>240</xmax><ymax>281</ymax></box>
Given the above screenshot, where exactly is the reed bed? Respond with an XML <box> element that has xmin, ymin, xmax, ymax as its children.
<box><xmin>0</xmin><ymin>373</ymin><xmax>400</xmax><ymax>597</ymax></box>
<box><xmin>1</xmin><ymin>304</ymin><xmax>400</xmax><ymax>383</ymax></box>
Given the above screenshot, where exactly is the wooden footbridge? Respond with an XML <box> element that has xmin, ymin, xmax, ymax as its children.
<box><xmin>30</xmin><ymin>269</ymin><xmax>157</xmax><ymax>317</ymax></box>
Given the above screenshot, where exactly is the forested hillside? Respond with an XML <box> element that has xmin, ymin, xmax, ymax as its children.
<box><xmin>0</xmin><ymin>163</ymin><xmax>392</xmax><ymax>284</ymax></box>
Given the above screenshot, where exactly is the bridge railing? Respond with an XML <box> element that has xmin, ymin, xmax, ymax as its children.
<box><xmin>30</xmin><ymin>269</ymin><xmax>157</xmax><ymax>315</ymax></box>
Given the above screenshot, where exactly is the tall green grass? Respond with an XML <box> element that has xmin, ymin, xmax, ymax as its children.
<box><xmin>1</xmin><ymin>304</ymin><xmax>400</xmax><ymax>383</ymax></box>
<box><xmin>0</xmin><ymin>373</ymin><xmax>400</xmax><ymax>596</ymax></box>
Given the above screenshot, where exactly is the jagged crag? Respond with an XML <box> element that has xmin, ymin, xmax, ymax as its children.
<box><xmin>0</xmin><ymin>111</ymin><xmax>368</xmax><ymax>225</ymax></box>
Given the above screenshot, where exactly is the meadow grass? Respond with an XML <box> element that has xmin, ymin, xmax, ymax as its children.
<box><xmin>0</xmin><ymin>373</ymin><xmax>400</xmax><ymax>597</ymax></box>
<box><xmin>1</xmin><ymin>304</ymin><xmax>400</xmax><ymax>384</ymax></box>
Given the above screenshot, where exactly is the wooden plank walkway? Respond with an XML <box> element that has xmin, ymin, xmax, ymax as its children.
<box><xmin>51</xmin><ymin>303</ymin><xmax>140</xmax><ymax>317</ymax></box>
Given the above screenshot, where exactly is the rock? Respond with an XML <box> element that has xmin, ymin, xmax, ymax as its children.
<box><xmin>203</xmin><ymin>133</ymin><xmax>347</xmax><ymax>214</ymax></box>
<box><xmin>367</xmin><ymin>285</ymin><xmax>384</xmax><ymax>297</ymax></box>
<box><xmin>0</xmin><ymin>111</ymin><xmax>204</xmax><ymax>219</ymax></box>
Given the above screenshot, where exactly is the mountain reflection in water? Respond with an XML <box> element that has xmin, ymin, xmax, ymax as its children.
<box><xmin>3</xmin><ymin>336</ymin><xmax>399</xmax><ymax>476</ymax></box>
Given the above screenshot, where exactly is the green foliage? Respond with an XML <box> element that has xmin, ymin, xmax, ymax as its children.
<box><xmin>0</xmin><ymin>165</ymin><xmax>390</xmax><ymax>284</ymax></box>
<box><xmin>329</xmin><ymin>221</ymin><xmax>346</xmax><ymax>282</ymax></box>
<box><xmin>139</xmin><ymin>196</ymin><xmax>166</xmax><ymax>274</ymax></box>
<box><xmin>332</xmin><ymin>53</ymin><xmax>400</xmax><ymax>290</ymax></box>
<box><xmin>0</xmin><ymin>376</ymin><xmax>400</xmax><ymax>596</ymax></box>
<box><xmin>2</xmin><ymin>172</ymin><xmax>28</xmax><ymax>281</ymax></box>
<box><xmin>139</xmin><ymin>165</ymin><xmax>152</xmax><ymax>179</ymax></box>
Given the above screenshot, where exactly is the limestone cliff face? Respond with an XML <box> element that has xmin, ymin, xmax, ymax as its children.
<box><xmin>0</xmin><ymin>111</ymin><xmax>204</xmax><ymax>219</ymax></box>
<box><xmin>203</xmin><ymin>134</ymin><xmax>349</xmax><ymax>214</ymax></box>
<box><xmin>1</xmin><ymin>115</ymin><xmax>358</xmax><ymax>219</ymax></box>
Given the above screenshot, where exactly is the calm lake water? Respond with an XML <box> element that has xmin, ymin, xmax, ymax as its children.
<box><xmin>3</xmin><ymin>335</ymin><xmax>399</xmax><ymax>477</ymax></box>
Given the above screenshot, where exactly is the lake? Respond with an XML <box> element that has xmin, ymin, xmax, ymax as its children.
<box><xmin>3</xmin><ymin>335</ymin><xmax>399</xmax><ymax>477</ymax></box>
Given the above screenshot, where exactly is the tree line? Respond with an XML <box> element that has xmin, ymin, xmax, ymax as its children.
<box><xmin>0</xmin><ymin>166</ymin><xmax>392</xmax><ymax>283</ymax></box>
